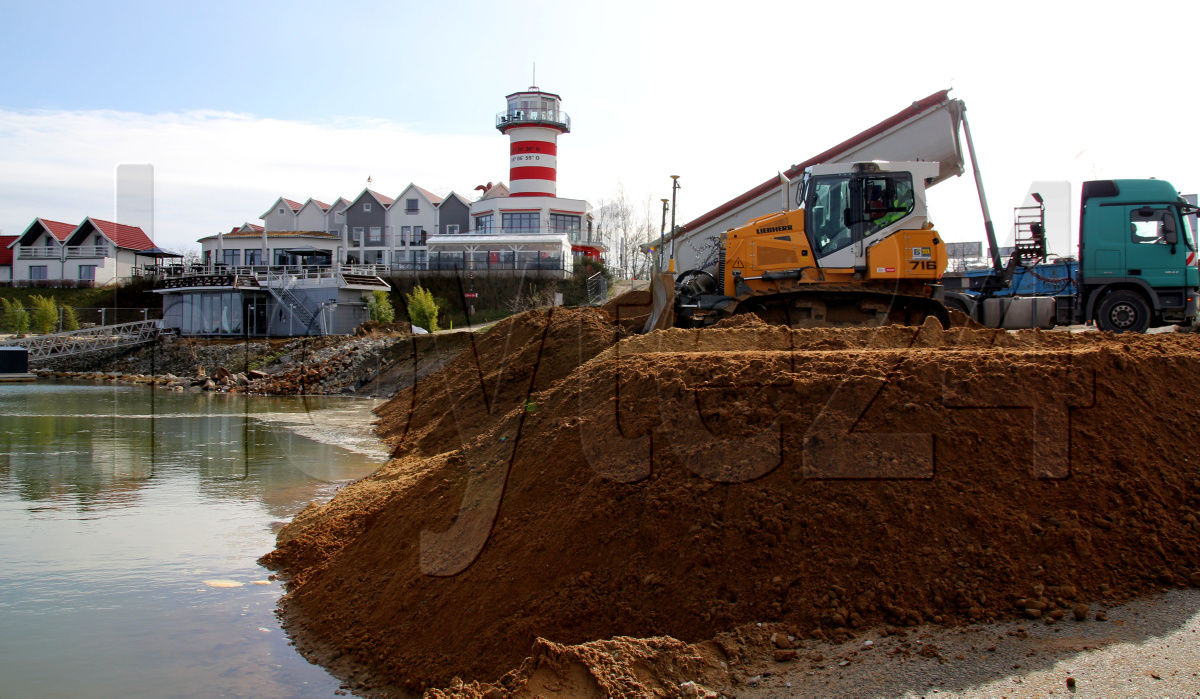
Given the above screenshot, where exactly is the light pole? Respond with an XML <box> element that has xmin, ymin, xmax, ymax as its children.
<box><xmin>658</xmin><ymin>198</ymin><xmax>669</xmax><ymax>274</ymax></box>
<box><xmin>669</xmin><ymin>175</ymin><xmax>680</xmax><ymax>273</ymax></box>
<box><xmin>289</xmin><ymin>304</ymin><xmax>295</xmax><ymax>336</ymax></box>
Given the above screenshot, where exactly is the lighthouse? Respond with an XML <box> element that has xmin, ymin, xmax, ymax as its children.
<box><xmin>495</xmin><ymin>87</ymin><xmax>570</xmax><ymax>198</ymax></box>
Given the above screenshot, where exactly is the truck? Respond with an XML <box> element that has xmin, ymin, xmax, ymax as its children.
<box><xmin>944</xmin><ymin>180</ymin><xmax>1200</xmax><ymax>332</ymax></box>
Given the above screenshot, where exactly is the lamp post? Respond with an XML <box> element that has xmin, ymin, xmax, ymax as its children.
<box><xmin>669</xmin><ymin>175</ymin><xmax>680</xmax><ymax>273</ymax></box>
<box><xmin>658</xmin><ymin>198</ymin><xmax>669</xmax><ymax>273</ymax></box>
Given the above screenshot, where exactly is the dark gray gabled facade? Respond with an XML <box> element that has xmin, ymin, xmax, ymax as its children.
<box><xmin>437</xmin><ymin>192</ymin><xmax>471</xmax><ymax>235</ymax></box>
<box><xmin>342</xmin><ymin>189</ymin><xmax>392</xmax><ymax>263</ymax></box>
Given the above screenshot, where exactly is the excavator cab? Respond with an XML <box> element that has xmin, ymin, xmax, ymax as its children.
<box><xmin>802</xmin><ymin>161</ymin><xmax>934</xmax><ymax>270</ymax></box>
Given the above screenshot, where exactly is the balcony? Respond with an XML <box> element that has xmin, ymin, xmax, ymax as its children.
<box><xmin>18</xmin><ymin>247</ymin><xmax>60</xmax><ymax>259</ymax></box>
<box><xmin>67</xmin><ymin>245</ymin><xmax>111</xmax><ymax>258</ymax></box>
<box><xmin>495</xmin><ymin>109</ymin><xmax>570</xmax><ymax>133</ymax></box>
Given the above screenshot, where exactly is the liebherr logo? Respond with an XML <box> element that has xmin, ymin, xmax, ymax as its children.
<box><xmin>755</xmin><ymin>224</ymin><xmax>793</xmax><ymax>234</ymax></box>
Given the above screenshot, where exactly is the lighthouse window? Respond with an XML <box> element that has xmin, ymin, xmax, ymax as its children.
<box><xmin>502</xmin><ymin>212</ymin><xmax>539</xmax><ymax>234</ymax></box>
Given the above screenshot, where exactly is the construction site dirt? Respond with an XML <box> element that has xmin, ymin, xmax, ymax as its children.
<box><xmin>259</xmin><ymin>299</ymin><xmax>1200</xmax><ymax>697</ymax></box>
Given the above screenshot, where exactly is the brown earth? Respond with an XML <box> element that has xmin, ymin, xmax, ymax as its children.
<box><xmin>262</xmin><ymin>302</ymin><xmax>1200</xmax><ymax>696</ymax></box>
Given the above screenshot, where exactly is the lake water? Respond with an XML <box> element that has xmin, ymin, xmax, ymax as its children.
<box><xmin>0</xmin><ymin>380</ymin><xmax>388</xmax><ymax>697</ymax></box>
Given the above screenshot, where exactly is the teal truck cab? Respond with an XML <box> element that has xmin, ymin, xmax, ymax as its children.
<box><xmin>1076</xmin><ymin>179</ymin><xmax>1199</xmax><ymax>331</ymax></box>
<box><xmin>944</xmin><ymin>178</ymin><xmax>1200</xmax><ymax>332</ymax></box>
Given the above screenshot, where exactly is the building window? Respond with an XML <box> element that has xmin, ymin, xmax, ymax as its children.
<box><xmin>406</xmin><ymin>198</ymin><xmax>418</xmax><ymax>214</ymax></box>
<box><xmin>79</xmin><ymin>265</ymin><xmax>96</xmax><ymax>281</ymax></box>
<box><xmin>446</xmin><ymin>224</ymin><xmax>460</xmax><ymax>235</ymax></box>
<box><xmin>204</xmin><ymin>250</ymin><xmax>211</xmax><ymax>264</ymax></box>
<box><xmin>30</xmin><ymin>265</ymin><xmax>48</xmax><ymax>280</ymax></box>
<box><xmin>550</xmin><ymin>213</ymin><xmax>582</xmax><ymax>241</ymax></box>
<box><xmin>364</xmin><ymin>202</ymin><xmax>372</xmax><ymax>212</ymax></box>
<box><xmin>44</xmin><ymin>236</ymin><xmax>52</xmax><ymax>247</ymax></box>
<box><xmin>413</xmin><ymin>226</ymin><xmax>426</xmax><ymax>245</ymax></box>
<box><xmin>502</xmin><ymin>212</ymin><xmax>539</xmax><ymax>234</ymax></box>
<box><xmin>401</xmin><ymin>226</ymin><xmax>411</xmax><ymax>245</ymax></box>
<box><xmin>245</xmin><ymin>249</ymin><xmax>260</xmax><ymax>266</ymax></box>
<box><xmin>222</xmin><ymin>249</ymin><xmax>241</xmax><ymax>266</ymax></box>
<box><xmin>475</xmin><ymin>214</ymin><xmax>494</xmax><ymax>233</ymax></box>
<box><xmin>279</xmin><ymin>208</ymin><xmax>285</xmax><ymax>214</ymax></box>
<box><xmin>369</xmin><ymin>227</ymin><xmax>382</xmax><ymax>244</ymax></box>
<box><xmin>351</xmin><ymin>227</ymin><xmax>364</xmax><ymax>245</ymax></box>
<box><xmin>414</xmin><ymin>250</ymin><xmax>427</xmax><ymax>267</ymax></box>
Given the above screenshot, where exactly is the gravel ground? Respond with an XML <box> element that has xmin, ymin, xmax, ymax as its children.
<box><xmin>737</xmin><ymin>589</ymin><xmax>1200</xmax><ymax>698</ymax></box>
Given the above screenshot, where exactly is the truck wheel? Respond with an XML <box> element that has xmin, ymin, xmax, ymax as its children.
<box><xmin>1097</xmin><ymin>291</ymin><xmax>1151</xmax><ymax>333</ymax></box>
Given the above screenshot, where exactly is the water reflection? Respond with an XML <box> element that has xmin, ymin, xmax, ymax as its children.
<box><xmin>0</xmin><ymin>380</ymin><xmax>386</xmax><ymax>698</ymax></box>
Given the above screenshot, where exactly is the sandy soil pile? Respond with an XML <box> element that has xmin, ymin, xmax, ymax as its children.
<box><xmin>263</xmin><ymin>304</ymin><xmax>1200</xmax><ymax>695</ymax></box>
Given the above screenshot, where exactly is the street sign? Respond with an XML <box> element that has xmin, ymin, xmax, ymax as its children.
<box><xmin>463</xmin><ymin>292</ymin><xmax>478</xmax><ymax>298</ymax></box>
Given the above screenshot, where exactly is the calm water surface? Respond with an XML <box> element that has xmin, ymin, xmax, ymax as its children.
<box><xmin>0</xmin><ymin>380</ymin><xmax>388</xmax><ymax>697</ymax></box>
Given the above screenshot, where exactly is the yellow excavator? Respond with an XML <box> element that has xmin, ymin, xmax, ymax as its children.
<box><xmin>645</xmin><ymin>160</ymin><xmax>951</xmax><ymax>331</ymax></box>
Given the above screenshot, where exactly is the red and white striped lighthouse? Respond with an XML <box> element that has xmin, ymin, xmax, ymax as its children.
<box><xmin>495</xmin><ymin>87</ymin><xmax>571</xmax><ymax>198</ymax></box>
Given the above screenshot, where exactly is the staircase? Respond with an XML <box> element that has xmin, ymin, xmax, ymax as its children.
<box><xmin>262</xmin><ymin>274</ymin><xmax>318</xmax><ymax>333</ymax></box>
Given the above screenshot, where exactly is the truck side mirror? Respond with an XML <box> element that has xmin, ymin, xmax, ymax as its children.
<box><xmin>1163</xmin><ymin>214</ymin><xmax>1178</xmax><ymax>246</ymax></box>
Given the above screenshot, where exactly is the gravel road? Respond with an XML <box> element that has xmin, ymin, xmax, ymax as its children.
<box><xmin>737</xmin><ymin>589</ymin><xmax>1200</xmax><ymax>698</ymax></box>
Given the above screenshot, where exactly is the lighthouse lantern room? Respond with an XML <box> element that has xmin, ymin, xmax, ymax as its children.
<box><xmin>496</xmin><ymin>87</ymin><xmax>570</xmax><ymax>198</ymax></box>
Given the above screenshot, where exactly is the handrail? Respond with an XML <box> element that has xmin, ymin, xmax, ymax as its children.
<box><xmin>2</xmin><ymin>320</ymin><xmax>165</xmax><ymax>361</ymax></box>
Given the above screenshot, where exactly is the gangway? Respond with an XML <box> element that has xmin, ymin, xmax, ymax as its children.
<box><xmin>2</xmin><ymin>319</ymin><xmax>167</xmax><ymax>361</ymax></box>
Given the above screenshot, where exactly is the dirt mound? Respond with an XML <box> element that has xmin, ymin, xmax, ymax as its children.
<box><xmin>264</xmin><ymin>316</ymin><xmax>1200</xmax><ymax>693</ymax></box>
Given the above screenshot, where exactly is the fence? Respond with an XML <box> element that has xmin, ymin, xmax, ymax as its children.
<box><xmin>426</xmin><ymin>251</ymin><xmax>565</xmax><ymax>271</ymax></box>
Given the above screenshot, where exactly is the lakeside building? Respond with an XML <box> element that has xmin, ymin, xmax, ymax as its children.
<box><xmin>0</xmin><ymin>235</ymin><xmax>16</xmax><ymax>282</ymax></box>
<box><xmin>7</xmin><ymin>217</ymin><xmax>155</xmax><ymax>286</ymax></box>
<box><xmin>227</xmin><ymin>86</ymin><xmax>604</xmax><ymax>278</ymax></box>
<box><xmin>426</xmin><ymin>86</ymin><xmax>604</xmax><ymax>276</ymax></box>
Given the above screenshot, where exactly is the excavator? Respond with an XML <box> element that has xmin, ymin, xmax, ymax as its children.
<box><xmin>644</xmin><ymin>160</ymin><xmax>952</xmax><ymax>331</ymax></box>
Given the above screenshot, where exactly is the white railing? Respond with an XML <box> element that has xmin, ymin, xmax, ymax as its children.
<box><xmin>3</xmin><ymin>320</ymin><xmax>165</xmax><ymax>361</ymax></box>
<box><xmin>66</xmin><ymin>245</ymin><xmax>111</xmax><ymax>258</ymax></box>
<box><xmin>17</xmin><ymin>247</ymin><xmax>60</xmax><ymax>259</ymax></box>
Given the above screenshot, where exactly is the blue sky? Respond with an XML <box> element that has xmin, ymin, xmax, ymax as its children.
<box><xmin>2</xmin><ymin>0</ymin><xmax>1198</xmax><ymax>254</ymax></box>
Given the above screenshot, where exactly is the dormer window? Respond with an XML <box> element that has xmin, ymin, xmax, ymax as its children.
<box><xmin>364</xmin><ymin>202</ymin><xmax>372</xmax><ymax>212</ymax></box>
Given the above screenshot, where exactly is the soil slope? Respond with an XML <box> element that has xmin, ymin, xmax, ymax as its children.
<box><xmin>263</xmin><ymin>307</ymin><xmax>1200</xmax><ymax>694</ymax></box>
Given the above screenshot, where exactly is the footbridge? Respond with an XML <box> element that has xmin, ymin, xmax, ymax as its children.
<box><xmin>2</xmin><ymin>320</ymin><xmax>167</xmax><ymax>362</ymax></box>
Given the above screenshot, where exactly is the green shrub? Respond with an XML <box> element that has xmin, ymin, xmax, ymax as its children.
<box><xmin>405</xmin><ymin>286</ymin><xmax>439</xmax><ymax>332</ymax></box>
<box><xmin>2</xmin><ymin>299</ymin><xmax>31</xmax><ymax>335</ymax></box>
<box><xmin>29</xmin><ymin>294</ymin><xmax>59</xmax><ymax>334</ymax></box>
<box><xmin>369</xmin><ymin>290</ymin><xmax>396</xmax><ymax>323</ymax></box>
<box><xmin>60</xmin><ymin>303</ymin><xmax>80</xmax><ymax>331</ymax></box>
<box><xmin>1</xmin><ymin>298</ymin><xmax>21</xmax><ymax>333</ymax></box>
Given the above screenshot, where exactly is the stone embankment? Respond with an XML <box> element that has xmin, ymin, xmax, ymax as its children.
<box><xmin>32</xmin><ymin>329</ymin><xmax>474</xmax><ymax>397</ymax></box>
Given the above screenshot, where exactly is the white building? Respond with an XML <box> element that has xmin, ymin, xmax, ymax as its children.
<box><xmin>8</xmin><ymin>217</ymin><xmax>155</xmax><ymax>286</ymax></box>
<box><xmin>425</xmin><ymin>86</ymin><xmax>602</xmax><ymax>275</ymax></box>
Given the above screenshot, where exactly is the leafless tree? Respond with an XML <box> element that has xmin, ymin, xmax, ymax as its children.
<box><xmin>594</xmin><ymin>183</ymin><xmax>658</xmax><ymax>280</ymax></box>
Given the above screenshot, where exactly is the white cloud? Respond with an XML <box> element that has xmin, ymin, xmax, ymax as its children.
<box><xmin>0</xmin><ymin>109</ymin><xmax>502</xmax><ymax>250</ymax></box>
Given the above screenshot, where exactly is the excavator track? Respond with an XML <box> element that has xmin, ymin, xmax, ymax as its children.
<box><xmin>722</xmin><ymin>289</ymin><xmax>950</xmax><ymax>330</ymax></box>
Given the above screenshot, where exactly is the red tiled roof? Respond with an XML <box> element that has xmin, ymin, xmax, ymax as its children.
<box><xmin>86</xmin><ymin>218</ymin><xmax>155</xmax><ymax>251</ymax></box>
<box><xmin>310</xmin><ymin>199</ymin><xmax>330</xmax><ymax>211</ymax></box>
<box><xmin>282</xmin><ymin>198</ymin><xmax>302</xmax><ymax>212</ymax></box>
<box><xmin>367</xmin><ymin>189</ymin><xmax>394</xmax><ymax>207</ymax></box>
<box><xmin>0</xmin><ymin>235</ymin><xmax>17</xmax><ymax>265</ymax></box>
<box><xmin>413</xmin><ymin>185</ymin><xmax>444</xmax><ymax>205</ymax></box>
<box><xmin>241</xmin><ymin>223</ymin><xmax>265</xmax><ymax>232</ymax></box>
<box><xmin>39</xmin><ymin>218</ymin><xmax>77</xmax><ymax>241</ymax></box>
